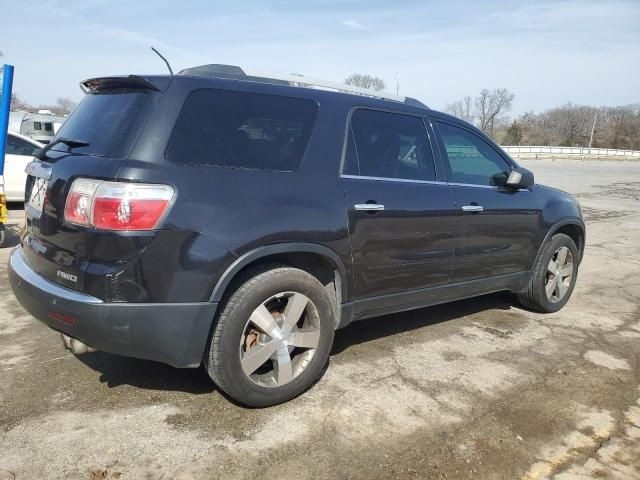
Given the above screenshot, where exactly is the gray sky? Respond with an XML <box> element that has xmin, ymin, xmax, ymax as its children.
<box><xmin>2</xmin><ymin>0</ymin><xmax>639</xmax><ymax>115</ymax></box>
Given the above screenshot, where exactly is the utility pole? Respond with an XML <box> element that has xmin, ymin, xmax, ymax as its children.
<box><xmin>588</xmin><ymin>112</ymin><xmax>597</xmax><ymax>154</ymax></box>
<box><xmin>394</xmin><ymin>73</ymin><xmax>399</xmax><ymax>96</ymax></box>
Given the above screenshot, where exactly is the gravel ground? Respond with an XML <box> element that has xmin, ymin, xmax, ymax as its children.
<box><xmin>1</xmin><ymin>159</ymin><xmax>639</xmax><ymax>480</ymax></box>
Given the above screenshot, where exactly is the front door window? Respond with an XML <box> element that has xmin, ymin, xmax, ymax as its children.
<box><xmin>435</xmin><ymin>121</ymin><xmax>511</xmax><ymax>186</ymax></box>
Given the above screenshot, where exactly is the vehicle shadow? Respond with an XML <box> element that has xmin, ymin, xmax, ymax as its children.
<box><xmin>78</xmin><ymin>352</ymin><xmax>217</xmax><ymax>394</ymax></box>
<box><xmin>75</xmin><ymin>292</ymin><xmax>515</xmax><ymax>396</ymax></box>
<box><xmin>331</xmin><ymin>291</ymin><xmax>514</xmax><ymax>355</ymax></box>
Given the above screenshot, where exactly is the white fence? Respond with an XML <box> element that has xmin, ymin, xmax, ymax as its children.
<box><xmin>502</xmin><ymin>146</ymin><xmax>640</xmax><ymax>158</ymax></box>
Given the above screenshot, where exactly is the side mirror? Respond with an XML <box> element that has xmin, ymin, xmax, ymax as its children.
<box><xmin>32</xmin><ymin>147</ymin><xmax>44</xmax><ymax>159</ymax></box>
<box><xmin>505</xmin><ymin>167</ymin><xmax>534</xmax><ymax>190</ymax></box>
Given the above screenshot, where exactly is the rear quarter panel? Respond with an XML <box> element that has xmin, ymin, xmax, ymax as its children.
<box><xmin>117</xmin><ymin>78</ymin><xmax>353</xmax><ymax>303</ymax></box>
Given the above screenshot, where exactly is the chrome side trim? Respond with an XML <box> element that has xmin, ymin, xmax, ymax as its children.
<box><xmin>448</xmin><ymin>181</ymin><xmax>531</xmax><ymax>192</ymax></box>
<box><xmin>340</xmin><ymin>174</ymin><xmax>531</xmax><ymax>192</ymax></box>
<box><xmin>341</xmin><ymin>174</ymin><xmax>447</xmax><ymax>186</ymax></box>
<box><xmin>25</xmin><ymin>161</ymin><xmax>53</xmax><ymax>181</ymax></box>
<box><xmin>448</xmin><ymin>182</ymin><xmax>497</xmax><ymax>190</ymax></box>
<box><xmin>9</xmin><ymin>248</ymin><xmax>103</xmax><ymax>304</ymax></box>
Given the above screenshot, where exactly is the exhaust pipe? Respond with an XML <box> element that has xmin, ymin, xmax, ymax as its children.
<box><xmin>61</xmin><ymin>333</ymin><xmax>96</xmax><ymax>355</ymax></box>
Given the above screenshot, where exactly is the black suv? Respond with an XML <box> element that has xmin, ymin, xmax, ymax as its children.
<box><xmin>8</xmin><ymin>65</ymin><xmax>585</xmax><ymax>407</ymax></box>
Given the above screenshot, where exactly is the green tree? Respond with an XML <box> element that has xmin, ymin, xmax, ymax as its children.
<box><xmin>502</xmin><ymin>120</ymin><xmax>523</xmax><ymax>145</ymax></box>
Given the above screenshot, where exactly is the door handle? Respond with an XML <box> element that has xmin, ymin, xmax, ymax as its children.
<box><xmin>355</xmin><ymin>203</ymin><xmax>385</xmax><ymax>211</ymax></box>
<box><xmin>461</xmin><ymin>205</ymin><xmax>483</xmax><ymax>213</ymax></box>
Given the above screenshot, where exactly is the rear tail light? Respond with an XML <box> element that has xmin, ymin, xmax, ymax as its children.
<box><xmin>64</xmin><ymin>178</ymin><xmax>174</xmax><ymax>231</ymax></box>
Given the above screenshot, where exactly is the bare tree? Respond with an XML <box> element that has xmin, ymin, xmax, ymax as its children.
<box><xmin>445</xmin><ymin>95</ymin><xmax>474</xmax><ymax>123</ymax></box>
<box><xmin>345</xmin><ymin>73</ymin><xmax>386</xmax><ymax>91</ymax></box>
<box><xmin>462</xmin><ymin>95</ymin><xmax>473</xmax><ymax>123</ymax></box>
<box><xmin>55</xmin><ymin>97</ymin><xmax>77</xmax><ymax>115</ymax></box>
<box><xmin>475</xmin><ymin>88</ymin><xmax>515</xmax><ymax>135</ymax></box>
<box><xmin>9</xmin><ymin>93</ymin><xmax>77</xmax><ymax>115</ymax></box>
<box><xmin>515</xmin><ymin>103</ymin><xmax>640</xmax><ymax>150</ymax></box>
<box><xmin>10</xmin><ymin>93</ymin><xmax>33</xmax><ymax>111</ymax></box>
<box><xmin>445</xmin><ymin>89</ymin><xmax>640</xmax><ymax>148</ymax></box>
<box><xmin>444</xmin><ymin>101</ymin><xmax>464</xmax><ymax>118</ymax></box>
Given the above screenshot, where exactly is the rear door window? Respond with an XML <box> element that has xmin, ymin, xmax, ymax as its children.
<box><xmin>166</xmin><ymin>89</ymin><xmax>318</xmax><ymax>171</ymax></box>
<box><xmin>343</xmin><ymin>109</ymin><xmax>436</xmax><ymax>181</ymax></box>
<box><xmin>52</xmin><ymin>91</ymin><xmax>148</xmax><ymax>157</ymax></box>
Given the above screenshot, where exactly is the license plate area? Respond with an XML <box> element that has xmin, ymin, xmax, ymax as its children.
<box><xmin>25</xmin><ymin>161</ymin><xmax>52</xmax><ymax>220</ymax></box>
<box><xmin>26</xmin><ymin>178</ymin><xmax>47</xmax><ymax>218</ymax></box>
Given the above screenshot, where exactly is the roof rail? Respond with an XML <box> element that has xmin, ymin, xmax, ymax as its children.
<box><xmin>404</xmin><ymin>96</ymin><xmax>428</xmax><ymax>108</ymax></box>
<box><xmin>179</xmin><ymin>64</ymin><xmax>247</xmax><ymax>77</ymax></box>
<box><xmin>178</xmin><ymin>64</ymin><xmax>428</xmax><ymax>108</ymax></box>
<box><xmin>250</xmin><ymin>71</ymin><xmax>407</xmax><ymax>103</ymax></box>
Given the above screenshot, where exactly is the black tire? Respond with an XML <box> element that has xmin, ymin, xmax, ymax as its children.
<box><xmin>518</xmin><ymin>233</ymin><xmax>579</xmax><ymax>313</ymax></box>
<box><xmin>205</xmin><ymin>265</ymin><xmax>335</xmax><ymax>407</ymax></box>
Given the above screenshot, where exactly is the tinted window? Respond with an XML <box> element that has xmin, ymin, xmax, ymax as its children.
<box><xmin>436</xmin><ymin>122</ymin><xmax>511</xmax><ymax>186</ymax></box>
<box><xmin>166</xmin><ymin>89</ymin><xmax>318</xmax><ymax>171</ymax></box>
<box><xmin>44</xmin><ymin>123</ymin><xmax>53</xmax><ymax>132</ymax></box>
<box><xmin>344</xmin><ymin>109</ymin><xmax>435</xmax><ymax>181</ymax></box>
<box><xmin>53</xmin><ymin>91</ymin><xmax>148</xmax><ymax>157</ymax></box>
<box><xmin>34</xmin><ymin>122</ymin><xmax>42</xmax><ymax>130</ymax></box>
<box><xmin>6</xmin><ymin>134</ymin><xmax>37</xmax><ymax>156</ymax></box>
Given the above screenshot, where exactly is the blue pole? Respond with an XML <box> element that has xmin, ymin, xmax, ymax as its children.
<box><xmin>0</xmin><ymin>64</ymin><xmax>15</xmax><ymax>177</ymax></box>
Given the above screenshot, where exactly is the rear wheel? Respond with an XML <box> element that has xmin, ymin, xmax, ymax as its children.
<box><xmin>518</xmin><ymin>233</ymin><xmax>579</xmax><ymax>313</ymax></box>
<box><xmin>206</xmin><ymin>266</ymin><xmax>335</xmax><ymax>407</ymax></box>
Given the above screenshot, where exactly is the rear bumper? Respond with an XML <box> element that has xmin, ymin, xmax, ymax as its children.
<box><xmin>8</xmin><ymin>247</ymin><xmax>218</xmax><ymax>367</ymax></box>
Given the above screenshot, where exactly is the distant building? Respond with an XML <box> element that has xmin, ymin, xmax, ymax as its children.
<box><xmin>9</xmin><ymin>110</ymin><xmax>66</xmax><ymax>144</ymax></box>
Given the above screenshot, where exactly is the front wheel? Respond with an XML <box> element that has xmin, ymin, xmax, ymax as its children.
<box><xmin>205</xmin><ymin>266</ymin><xmax>335</xmax><ymax>407</ymax></box>
<box><xmin>518</xmin><ymin>233</ymin><xmax>579</xmax><ymax>313</ymax></box>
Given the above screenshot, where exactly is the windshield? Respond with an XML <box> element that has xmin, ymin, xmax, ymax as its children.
<box><xmin>52</xmin><ymin>90</ymin><xmax>148</xmax><ymax>157</ymax></box>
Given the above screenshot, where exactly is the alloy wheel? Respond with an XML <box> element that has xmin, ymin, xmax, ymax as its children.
<box><xmin>239</xmin><ymin>292</ymin><xmax>321</xmax><ymax>387</ymax></box>
<box><xmin>545</xmin><ymin>246</ymin><xmax>574</xmax><ymax>303</ymax></box>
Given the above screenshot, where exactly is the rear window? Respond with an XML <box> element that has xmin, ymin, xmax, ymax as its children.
<box><xmin>52</xmin><ymin>90</ymin><xmax>147</xmax><ymax>157</ymax></box>
<box><xmin>166</xmin><ymin>89</ymin><xmax>318</xmax><ymax>171</ymax></box>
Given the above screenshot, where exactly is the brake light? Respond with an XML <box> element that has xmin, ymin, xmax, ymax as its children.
<box><xmin>64</xmin><ymin>178</ymin><xmax>174</xmax><ymax>231</ymax></box>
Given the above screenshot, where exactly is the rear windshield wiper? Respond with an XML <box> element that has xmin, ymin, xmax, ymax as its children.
<box><xmin>33</xmin><ymin>137</ymin><xmax>90</xmax><ymax>160</ymax></box>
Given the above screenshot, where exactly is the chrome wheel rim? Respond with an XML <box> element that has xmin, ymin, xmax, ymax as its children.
<box><xmin>239</xmin><ymin>292</ymin><xmax>321</xmax><ymax>388</ymax></box>
<box><xmin>545</xmin><ymin>246</ymin><xmax>574</xmax><ymax>303</ymax></box>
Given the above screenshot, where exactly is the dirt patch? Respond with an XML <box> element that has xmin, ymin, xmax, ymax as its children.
<box><xmin>580</xmin><ymin>206</ymin><xmax>627</xmax><ymax>223</ymax></box>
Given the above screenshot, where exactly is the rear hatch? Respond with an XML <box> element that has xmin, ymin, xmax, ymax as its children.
<box><xmin>22</xmin><ymin>77</ymin><xmax>163</xmax><ymax>300</ymax></box>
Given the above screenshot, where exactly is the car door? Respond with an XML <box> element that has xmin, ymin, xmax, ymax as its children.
<box><xmin>4</xmin><ymin>133</ymin><xmax>37</xmax><ymax>201</ymax></box>
<box><xmin>341</xmin><ymin>108</ymin><xmax>456</xmax><ymax>301</ymax></box>
<box><xmin>432</xmin><ymin>119</ymin><xmax>540</xmax><ymax>283</ymax></box>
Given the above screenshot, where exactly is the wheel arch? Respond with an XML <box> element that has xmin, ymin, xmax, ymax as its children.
<box><xmin>532</xmin><ymin>218</ymin><xmax>586</xmax><ymax>269</ymax></box>
<box><xmin>209</xmin><ymin>244</ymin><xmax>349</xmax><ymax>320</ymax></box>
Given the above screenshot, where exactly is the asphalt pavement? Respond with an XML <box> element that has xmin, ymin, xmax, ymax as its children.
<box><xmin>1</xmin><ymin>158</ymin><xmax>639</xmax><ymax>480</ymax></box>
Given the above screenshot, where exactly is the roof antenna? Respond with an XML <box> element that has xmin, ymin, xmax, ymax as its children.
<box><xmin>150</xmin><ymin>46</ymin><xmax>173</xmax><ymax>75</ymax></box>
